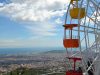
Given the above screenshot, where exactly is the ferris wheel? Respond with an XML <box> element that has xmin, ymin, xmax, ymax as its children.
<box><xmin>63</xmin><ymin>0</ymin><xmax>100</xmax><ymax>75</ymax></box>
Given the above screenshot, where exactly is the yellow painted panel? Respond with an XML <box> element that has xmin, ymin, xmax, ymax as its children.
<box><xmin>70</xmin><ymin>8</ymin><xmax>85</xmax><ymax>19</ymax></box>
<box><xmin>71</xmin><ymin>0</ymin><xmax>79</xmax><ymax>3</ymax></box>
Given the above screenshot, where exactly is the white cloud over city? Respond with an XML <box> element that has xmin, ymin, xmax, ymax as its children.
<box><xmin>0</xmin><ymin>0</ymin><xmax>69</xmax><ymax>22</ymax></box>
<box><xmin>0</xmin><ymin>0</ymin><xmax>70</xmax><ymax>37</ymax></box>
<box><xmin>0</xmin><ymin>0</ymin><xmax>70</xmax><ymax>47</ymax></box>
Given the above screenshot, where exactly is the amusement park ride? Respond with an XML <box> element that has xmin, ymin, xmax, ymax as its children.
<box><xmin>0</xmin><ymin>0</ymin><xmax>99</xmax><ymax>75</ymax></box>
<box><xmin>63</xmin><ymin>0</ymin><xmax>100</xmax><ymax>75</ymax></box>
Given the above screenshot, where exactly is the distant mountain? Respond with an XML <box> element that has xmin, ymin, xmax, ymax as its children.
<box><xmin>43</xmin><ymin>50</ymin><xmax>66</xmax><ymax>54</ymax></box>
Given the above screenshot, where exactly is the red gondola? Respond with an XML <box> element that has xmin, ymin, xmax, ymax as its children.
<box><xmin>63</xmin><ymin>24</ymin><xmax>79</xmax><ymax>48</ymax></box>
<box><xmin>66</xmin><ymin>57</ymin><xmax>83</xmax><ymax>75</ymax></box>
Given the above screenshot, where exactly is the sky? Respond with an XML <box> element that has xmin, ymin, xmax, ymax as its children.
<box><xmin>0</xmin><ymin>0</ymin><xmax>99</xmax><ymax>48</ymax></box>
<box><xmin>0</xmin><ymin>0</ymin><xmax>70</xmax><ymax>48</ymax></box>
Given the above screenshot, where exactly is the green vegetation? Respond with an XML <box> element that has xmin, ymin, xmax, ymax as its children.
<box><xmin>48</xmin><ymin>73</ymin><xmax>65</xmax><ymax>75</ymax></box>
<box><xmin>3</xmin><ymin>67</ymin><xmax>65</xmax><ymax>75</ymax></box>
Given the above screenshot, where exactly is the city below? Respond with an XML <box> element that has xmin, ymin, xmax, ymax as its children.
<box><xmin>0</xmin><ymin>50</ymin><xmax>67</xmax><ymax>75</ymax></box>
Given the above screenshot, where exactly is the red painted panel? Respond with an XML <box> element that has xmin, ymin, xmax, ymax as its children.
<box><xmin>66</xmin><ymin>70</ymin><xmax>83</xmax><ymax>75</ymax></box>
<box><xmin>63</xmin><ymin>39</ymin><xmax>79</xmax><ymax>48</ymax></box>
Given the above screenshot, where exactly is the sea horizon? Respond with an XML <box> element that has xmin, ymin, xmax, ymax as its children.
<box><xmin>0</xmin><ymin>47</ymin><xmax>64</xmax><ymax>56</ymax></box>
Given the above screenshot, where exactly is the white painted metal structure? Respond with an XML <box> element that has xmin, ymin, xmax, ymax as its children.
<box><xmin>64</xmin><ymin>0</ymin><xmax>100</xmax><ymax>75</ymax></box>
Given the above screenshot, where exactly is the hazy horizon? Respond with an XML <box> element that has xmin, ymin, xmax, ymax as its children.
<box><xmin>0</xmin><ymin>47</ymin><xmax>65</xmax><ymax>55</ymax></box>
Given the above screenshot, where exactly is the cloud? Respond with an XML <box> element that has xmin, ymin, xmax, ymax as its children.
<box><xmin>25</xmin><ymin>22</ymin><xmax>57</xmax><ymax>36</ymax></box>
<box><xmin>0</xmin><ymin>0</ymin><xmax>69</xmax><ymax>37</ymax></box>
<box><xmin>55</xmin><ymin>18</ymin><xmax>63</xmax><ymax>24</ymax></box>
<box><xmin>0</xmin><ymin>0</ymin><xmax>69</xmax><ymax>22</ymax></box>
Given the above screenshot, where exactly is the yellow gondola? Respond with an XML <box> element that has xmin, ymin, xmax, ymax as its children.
<box><xmin>71</xmin><ymin>0</ymin><xmax>79</xmax><ymax>3</ymax></box>
<box><xmin>70</xmin><ymin>8</ymin><xmax>85</xmax><ymax>19</ymax></box>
